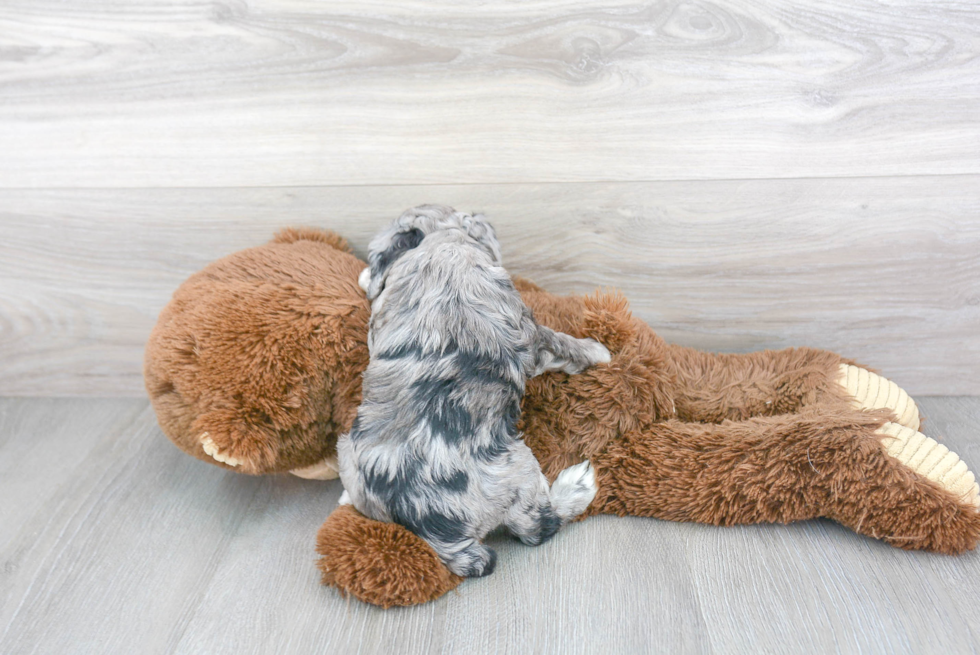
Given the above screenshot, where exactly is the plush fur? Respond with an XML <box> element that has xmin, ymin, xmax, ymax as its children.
<box><xmin>145</xmin><ymin>226</ymin><xmax>980</xmax><ymax>608</ymax></box>
<box><xmin>339</xmin><ymin>206</ymin><xmax>603</xmax><ymax>577</ymax></box>
<box><xmin>144</xmin><ymin>227</ymin><xmax>368</xmax><ymax>474</ymax></box>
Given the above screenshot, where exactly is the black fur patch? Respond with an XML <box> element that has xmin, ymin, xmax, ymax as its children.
<box><xmin>411</xmin><ymin>376</ymin><xmax>473</xmax><ymax>445</ymax></box>
<box><xmin>434</xmin><ymin>469</ymin><xmax>469</xmax><ymax>493</ymax></box>
<box><xmin>369</xmin><ymin>227</ymin><xmax>425</xmax><ymax>292</ymax></box>
<box><xmin>375</xmin><ymin>342</ymin><xmax>424</xmax><ymax>360</ymax></box>
<box><xmin>535</xmin><ymin>507</ymin><xmax>562</xmax><ymax>545</ymax></box>
<box><xmin>363</xmin><ymin>455</ymin><xmax>423</xmax><ymax>504</ymax></box>
<box><xmin>474</xmin><ymin>548</ymin><xmax>497</xmax><ymax>577</ymax></box>
<box><xmin>454</xmin><ymin>348</ymin><xmax>523</xmax><ymax>395</ymax></box>
<box><xmin>377</xmin><ymin>227</ymin><xmax>424</xmax><ymax>272</ymax></box>
<box><xmin>406</xmin><ymin>509</ymin><xmax>468</xmax><ymax>544</ymax></box>
<box><xmin>493</xmin><ymin>275</ymin><xmax>515</xmax><ymax>292</ymax></box>
<box><xmin>473</xmin><ymin>439</ymin><xmax>509</xmax><ymax>463</ymax></box>
<box><xmin>376</xmin><ymin>339</ymin><xmax>460</xmax><ymax>361</ymax></box>
<box><xmin>501</xmin><ymin>397</ymin><xmax>521</xmax><ymax>436</ymax></box>
<box><xmin>347</xmin><ymin>414</ymin><xmax>364</xmax><ymax>440</ymax></box>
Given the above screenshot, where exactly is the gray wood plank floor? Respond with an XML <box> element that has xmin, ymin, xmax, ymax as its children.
<box><xmin>2</xmin><ymin>397</ymin><xmax>979</xmax><ymax>654</ymax></box>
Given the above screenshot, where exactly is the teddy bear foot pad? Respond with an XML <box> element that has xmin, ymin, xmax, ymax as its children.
<box><xmin>841</xmin><ymin>364</ymin><xmax>919</xmax><ymax>429</ymax></box>
<box><xmin>200</xmin><ymin>433</ymin><xmax>244</xmax><ymax>467</ymax></box>
<box><xmin>877</xmin><ymin>422</ymin><xmax>979</xmax><ymax>507</ymax></box>
<box><xmin>290</xmin><ymin>456</ymin><xmax>341</xmax><ymax>480</ymax></box>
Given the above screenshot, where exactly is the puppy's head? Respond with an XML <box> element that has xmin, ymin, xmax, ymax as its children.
<box><xmin>361</xmin><ymin>205</ymin><xmax>501</xmax><ymax>300</ymax></box>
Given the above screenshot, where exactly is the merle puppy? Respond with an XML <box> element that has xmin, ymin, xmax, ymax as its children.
<box><xmin>337</xmin><ymin>205</ymin><xmax>609</xmax><ymax>578</ymax></box>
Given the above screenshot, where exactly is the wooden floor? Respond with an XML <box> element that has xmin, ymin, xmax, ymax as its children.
<box><xmin>1</xmin><ymin>396</ymin><xmax>979</xmax><ymax>654</ymax></box>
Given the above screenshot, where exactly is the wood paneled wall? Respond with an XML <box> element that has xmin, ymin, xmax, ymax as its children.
<box><xmin>1</xmin><ymin>0</ymin><xmax>978</xmax><ymax>395</ymax></box>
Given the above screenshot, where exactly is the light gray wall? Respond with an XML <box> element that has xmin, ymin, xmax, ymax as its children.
<box><xmin>1</xmin><ymin>0</ymin><xmax>978</xmax><ymax>396</ymax></box>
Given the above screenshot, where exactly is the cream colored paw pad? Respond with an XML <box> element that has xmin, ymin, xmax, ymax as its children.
<box><xmin>840</xmin><ymin>364</ymin><xmax>919</xmax><ymax>430</ymax></box>
<box><xmin>876</xmin><ymin>422</ymin><xmax>979</xmax><ymax>507</ymax></box>
<box><xmin>290</xmin><ymin>455</ymin><xmax>340</xmax><ymax>480</ymax></box>
<box><xmin>200</xmin><ymin>432</ymin><xmax>243</xmax><ymax>467</ymax></box>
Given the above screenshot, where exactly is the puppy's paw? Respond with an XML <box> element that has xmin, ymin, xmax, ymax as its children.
<box><xmin>200</xmin><ymin>433</ymin><xmax>244</xmax><ymax>468</ymax></box>
<box><xmin>338</xmin><ymin>490</ymin><xmax>352</xmax><ymax>506</ymax></box>
<box><xmin>585</xmin><ymin>339</ymin><xmax>611</xmax><ymax>365</ymax></box>
<box><xmin>446</xmin><ymin>544</ymin><xmax>498</xmax><ymax>578</ymax></box>
<box><xmin>551</xmin><ymin>460</ymin><xmax>598</xmax><ymax>521</ymax></box>
<box><xmin>358</xmin><ymin>267</ymin><xmax>372</xmax><ymax>293</ymax></box>
<box><xmin>559</xmin><ymin>339</ymin><xmax>611</xmax><ymax>375</ymax></box>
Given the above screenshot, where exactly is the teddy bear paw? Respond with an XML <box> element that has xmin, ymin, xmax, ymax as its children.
<box><xmin>290</xmin><ymin>455</ymin><xmax>341</xmax><ymax>480</ymax></box>
<box><xmin>839</xmin><ymin>364</ymin><xmax>920</xmax><ymax>430</ymax></box>
<box><xmin>200</xmin><ymin>433</ymin><xmax>244</xmax><ymax>467</ymax></box>
<box><xmin>876</xmin><ymin>422</ymin><xmax>979</xmax><ymax>508</ymax></box>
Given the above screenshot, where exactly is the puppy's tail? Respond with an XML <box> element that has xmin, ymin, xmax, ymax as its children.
<box><xmin>550</xmin><ymin>460</ymin><xmax>598</xmax><ymax>522</ymax></box>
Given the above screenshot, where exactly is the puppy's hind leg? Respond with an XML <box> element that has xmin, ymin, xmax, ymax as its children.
<box><xmin>504</xmin><ymin>469</ymin><xmax>563</xmax><ymax>547</ymax></box>
<box><xmin>504</xmin><ymin>451</ymin><xmax>598</xmax><ymax>547</ymax></box>
<box><xmin>532</xmin><ymin>325</ymin><xmax>610</xmax><ymax>376</ymax></box>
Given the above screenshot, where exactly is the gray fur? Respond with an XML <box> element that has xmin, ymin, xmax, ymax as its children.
<box><xmin>338</xmin><ymin>205</ymin><xmax>607</xmax><ymax>578</ymax></box>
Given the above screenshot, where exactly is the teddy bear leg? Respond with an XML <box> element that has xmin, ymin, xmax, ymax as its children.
<box><xmin>832</xmin><ymin>420</ymin><xmax>980</xmax><ymax>553</ymax></box>
<box><xmin>874</xmin><ymin>422</ymin><xmax>978</xmax><ymax>506</ymax></box>
<box><xmin>839</xmin><ymin>364</ymin><xmax>920</xmax><ymax>430</ymax></box>
<box><xmin>590</xmin><ymin>407</ymin><xmax>980</xmax><ymax>554</ymax></box>
<box><xmin>666</xmin><ymin>345</ymin><xmax>848</xmax><ymax>422</ymax></box>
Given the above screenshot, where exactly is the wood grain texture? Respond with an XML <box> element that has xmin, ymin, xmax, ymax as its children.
<box><xmin>1</xmin><ymin>397</ymin><xmax>980</xmax><ymax>654</ymax></box>
<box><xmin>1</xmin><ymin>177</ymin><xmax>978</xmax><ymax>396</ymax></box>
<box><xmin>1</xmin><ymin>0</ymin><xmax>979</xmax><ymax>187</ymax></box>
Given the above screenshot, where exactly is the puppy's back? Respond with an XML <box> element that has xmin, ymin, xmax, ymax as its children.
<box><xmin>343</xmin><ymin>229</ymin><xmax>535</xmax><ymax>523</ymax></box>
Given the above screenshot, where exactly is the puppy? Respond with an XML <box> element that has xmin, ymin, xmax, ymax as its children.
<box><xmin>337</xmin><ymin>205</ymin><xmax>609</xmax><ymax>578</ymax></box>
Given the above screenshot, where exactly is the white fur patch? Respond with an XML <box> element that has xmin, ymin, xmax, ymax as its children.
<box><xmin>550</xmin><ymin>460</ymin><xmax>598</xmax><ymax>521</ymax></box>
<box><xmin>589</xmin><ymin>341</ymin><xmax>612</xmax><ymax>365</ymax></box>
<box><xmin>358</xmin><ymin>267</ymin><xmax>372</xmax><ymax>293</ymax></box>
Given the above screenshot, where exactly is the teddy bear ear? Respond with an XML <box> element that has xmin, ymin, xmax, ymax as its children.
<box><xmin>272</xmin><ymin>227</ymin><xmax>353</xmax><ymax>253</ymax></box>
<box><xmin>582</xmin><ymin>290</ymin><xmax>636</xmax><ymax>353</ymax></box>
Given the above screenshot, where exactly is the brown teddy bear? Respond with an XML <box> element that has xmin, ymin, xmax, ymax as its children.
<box><xmin>145</xmin><ymin>227</ymin><xmax>980</xmax><ymax>608</ymax></box>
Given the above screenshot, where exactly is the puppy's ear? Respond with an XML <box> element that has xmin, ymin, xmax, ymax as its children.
<box><xmin>464</xmin><ymin>215</ymin><xmax>502</xmax><ymax>265</ymax></box>
<box><xmin>366</xmin><ymin>227</ymin><xmax>424</xmax><ymax>300</ymax></box>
